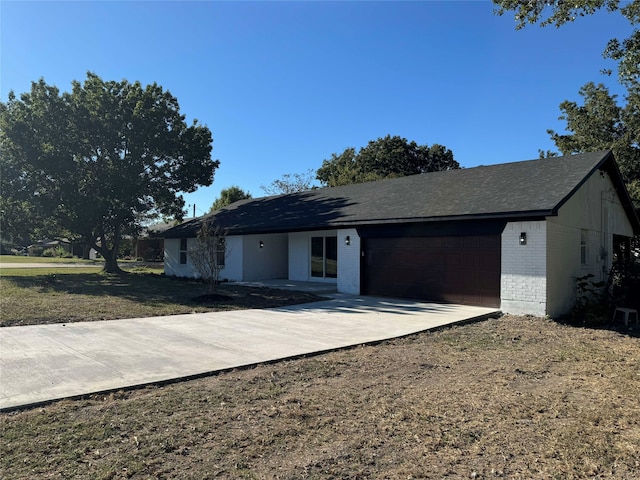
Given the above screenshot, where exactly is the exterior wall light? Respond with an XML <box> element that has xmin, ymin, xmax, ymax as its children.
<box><xmin>519</xmin><ymin>232</ymin><xmax>527</xmax><ymax>245</ymax></box>
<box><xmin>345</xmin><ymin>235</ymin><xmax>350</xmax><ymax>246</ymax></box>
<box><xmin>259</xmin><ymin>241</ymin><xmax>264</xmax><ymax>248</ymax></box>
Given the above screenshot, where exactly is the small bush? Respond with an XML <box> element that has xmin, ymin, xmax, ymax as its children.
<box><xmin>570</xmin><ymin>262</ymin><xmax>640</xmax><ymax>328</ymax></box>
<box><xmin>570</xmin><ymin>273</ymin><xmax>608</xmax><ymax>327</ymax></box>
<box><xmin>42</xmin><ymin>246</ymin><xmax>74</xmax><ymax>258</ymax></box>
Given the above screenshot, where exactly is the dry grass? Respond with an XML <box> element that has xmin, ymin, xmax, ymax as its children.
<box><xmin>0</xmin><ymin>267</ymin><xmax>322</xmax><ymax>327</ymax></box>
<box><xmin>2</xmin><ymin>315</ymin><xmax>640</xmax><ymax>479</ymax></box>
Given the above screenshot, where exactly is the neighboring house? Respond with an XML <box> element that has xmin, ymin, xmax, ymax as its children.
<box><xmin>163</xmin><ymin>151</ymin><xmax>639</xmax><ymax>318</ymax></box>
<box><xmin>134</xmin><ymin>222</ymin><xmax>173</xmax><ymax>261</ymax></box>
<box><xmin>28</xmin><ymin>238</ymin><xmax>74</xmax><ymax>256</ymax></box>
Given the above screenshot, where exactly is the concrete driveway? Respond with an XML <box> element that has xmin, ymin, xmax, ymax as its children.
<box><xmin>0</xmin><ymin>295</ymin><xmax>499</xmax><ymax>410</ymax></box>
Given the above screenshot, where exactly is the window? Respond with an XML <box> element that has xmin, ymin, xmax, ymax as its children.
<box><xmin>179</xmin><ymin>238</ymin><xmax>188</xmax><ymax>264</ymax></box>
<box><xmin>580</xmin><ymin>230</ymin><xmax>588</xmax><ymax>266</ymax></box>
<box><xmin>311</xmin><ymin>236</ymin><xmax>337</xmax><ymax>278</ymax></box>
<box><xmin>216</xmin><ymin>237</ymin><xmax>226</xmax><ymax>267</ymax></box>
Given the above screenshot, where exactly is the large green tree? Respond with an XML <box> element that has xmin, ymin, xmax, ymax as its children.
<box><xmin>493</xmin><ymin>0</ymin><xmax>640</xmax><ymax>210</ymax></box>
<box><xmin>545</xmin><ymin>82</ymin><xmax>640</xmax><ymax>205</ymax></box>
<box><xmin>0</xmin><ymin>73</ymin><xmax>218</xmax><ymax>272</ymax></box>
<box><xmin>316</xmin><ymin>135</ymin><xmax>459</xmax><ymax>187</ymax></box>
<box><xmin>209</xmin><ymin>186</ymin><xmax>252</xmax><ymax>212</ymax></box>
<box><xmin>493</xmin><ymin>0</ymin><xmax>640</xmax><ymax>88</ymax></box>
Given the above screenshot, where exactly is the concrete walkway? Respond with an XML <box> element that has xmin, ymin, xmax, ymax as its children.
<box><xmin>0</xmin><ymin>295</ymin><xmax>499</xmax><ymax>411</ymax></box>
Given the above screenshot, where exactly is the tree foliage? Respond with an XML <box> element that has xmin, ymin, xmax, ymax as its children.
<box><xmin>261</xmin><ymin>169</ymin><xmax>317</xmax><ymax>195</ymax></box>
<box><xmin>188</xmin><ymin>222</ymin><xmax>227</xmax><ymax>293</ymax></box>
<box><xmin>209</xmin><ymin>186</ymin><xmax>252</xmax><ymax>212</ymax></box>
<box><xmin>492</xmin><ymin>0</ymin><xmax>640</xmax><ymax>87</ymax></box>
<box><xmin>546</xmin><ymin>82</ymin><xmax>640</xmax><ymax>206</ymax></box>
<box><xmin>0</xmin><ymin>72</ymin><xmax>218</xmax><ymax>272</ymax></box>
<box><xmin>316</xmin><ymin>135</ymin><xmax>459</xmax><ymax>187</ymax></box>
<box><xmin>493</xmin><ymin>1</ymin><xmax>640</xmax><ymax>209</ymax></box>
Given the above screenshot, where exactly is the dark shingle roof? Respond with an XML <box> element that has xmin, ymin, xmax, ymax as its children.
<box><xmin>164</xmin><ymin>151</ymin><xmax>639</xmax><ymax>238</ymax></box>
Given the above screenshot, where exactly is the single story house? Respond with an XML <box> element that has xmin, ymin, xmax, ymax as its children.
<box><xmin>134</xmin><ymin>221</ymin><xmax>175</xmax><ymax>261</ymax></box>
<box><xmin>163</xmin><ymin>151</ymin><xmax>639</xmax><ymax>318</ymax></box>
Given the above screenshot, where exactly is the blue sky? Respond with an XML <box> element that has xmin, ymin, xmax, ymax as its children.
<box><xmin>1</xmin><ymin>1</ymin><xmax>631</xmax><ymax>216</ymax></box>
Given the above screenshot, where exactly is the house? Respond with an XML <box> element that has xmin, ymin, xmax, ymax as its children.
<box><xmin>134</xmin><ymin>221</ymin><xmax>174</xmax><ymax>261</ymax></box>
<box><xmin>163</xmin><ymin>151</ymin><xmax>639</xmax><ymax>318</ymax></box>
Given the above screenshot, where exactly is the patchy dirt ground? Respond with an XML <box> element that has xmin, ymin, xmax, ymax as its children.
<box><xmin>2</xmin><ymin>314</ymin><xmax>639</xmax><ymax>479</ymax></box>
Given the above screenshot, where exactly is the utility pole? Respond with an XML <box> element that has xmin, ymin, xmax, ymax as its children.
<box><xmin>193</xmin><ymin>204</ymin><xmax>196</xmax><ymax>218</ymax></box>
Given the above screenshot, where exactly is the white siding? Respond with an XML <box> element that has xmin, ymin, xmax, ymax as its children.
<box><xmin>546</xmin><ymin>170</ymin><xmax>634</xmax><ymax>317</ymax></box>
<box><xmin>337</xmin><ymin>228</ymin><xmax>360</xmax><ymax>295</ymax></box>
<box><xmin>501</xmin><ymin>221</ymin><xmax>547</xmax><ymax>317</ymax></box>
<box><xmin>500</xmin><ymin>170</ymin><xmax>634</xmax><ymax>318</ymax></box>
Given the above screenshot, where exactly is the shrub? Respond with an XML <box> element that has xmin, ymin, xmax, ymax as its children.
<box><xmin>570</xmin><ymin>273</ymin><xmax>608</xmax><ymax>327</ymax></box>
<box><xmin>609</xmin><ymin>261</ymin><xmax>640</xmax><ymax>312</ymax></box>
<box><xmin>42</xmin><ymin>246</ymin><xmax>73</xmax><ymax>258</ymax></box>
<box><xmin>570</xmin><ymin>262</ymin><xmax>640</xmax><ymax>328</ymax></box>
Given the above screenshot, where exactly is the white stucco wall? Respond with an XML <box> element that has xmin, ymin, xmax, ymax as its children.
<box><xmin>501</xmin><ymin>221</ymin><xmax>547</xmax><ymax>317</ymax></box>
<box><xmin>242</xmin><ymin>233</ymin><xmax>288</xmax><ymax>281</ymax></box>
<box><xmin>288</xmin><ymin>232</ymin><xmax>310</xmax><ymax>281</ymax></box>
<box><xmin>337</xmin><ymin>228</ymin><xmax>360</xmax><ymax>295</ymax></box>
<box><xmin>164</xmin><ymin>237</ymin><xmax>195</xmax><ymax>277</ymax></box>
<box><xmin>221</xmin><ymin>235</ymin><xmax>243</xmax><ymax>282</ymax></box>
<box><xmin>164</xmin><ymin>236</ymin><xmax>238</xmax><ymax>280</ymax></box>
<box><xmin>546</xmin><ymin>170</ymin><xmax>634</xmax><ymax>317</ymax></box>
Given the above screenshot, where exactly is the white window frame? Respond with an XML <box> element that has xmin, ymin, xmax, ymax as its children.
<box><xmin>580</xmin><ymin>229</ymin><xmax>588</xmax><ymax>266</ymax></box>
<box><xmin>179</xmin><ymin>238</ymin><xmax>188</xmax><ymax>265</ymax></box>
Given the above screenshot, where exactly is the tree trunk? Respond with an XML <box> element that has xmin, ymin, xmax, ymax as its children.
<box><xmin>102</xmin><ymin>252</ymin><xmax>123</xmax><ymax>274</ymax></box>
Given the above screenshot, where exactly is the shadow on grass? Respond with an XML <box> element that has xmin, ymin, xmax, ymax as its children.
<box><xmin>5</xmin><ymin>272</ymin><xmax>207</xmax><ymax>306</ymax></box>
<box><xmin>2</xmin><ymin>271</ymin><xmax>325</xmax><ymax>319</ymax></box>
<box><xmin>552</xmin><ymin>315</ymin><xmax>640</xmax><ymax>339</ymax></box>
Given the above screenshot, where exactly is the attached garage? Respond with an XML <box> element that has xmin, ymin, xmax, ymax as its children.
<box><xmin>359</xmin><ymin>221</ymin><xmax>504</xmax><ymax>307</ymax></box>
<box><xmin>362</xmin><ymin>235</ymin><xmax>501</xmax><ymax>307</ymax></box>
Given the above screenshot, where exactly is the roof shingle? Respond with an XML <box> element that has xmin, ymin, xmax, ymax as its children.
<box><xmin>164</xmin><ymin>151</ymin><xmax>638</xmax><ymax>238</ymax></box>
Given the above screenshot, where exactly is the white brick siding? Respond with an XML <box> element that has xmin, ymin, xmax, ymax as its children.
<box><xmin>337</xmin><ymin>228</ymin><xmax>360</xmax><ymax>294</ymax></box>
<box><xmin>501</xmin><ymin>221</ymin><xmax>547</xmax><ymax>317</ymax></box>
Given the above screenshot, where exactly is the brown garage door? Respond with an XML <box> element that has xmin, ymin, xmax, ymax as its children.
<box><xmin>362</xmin><ymin>235</ymin><xmax>501</xmax><ymax>307</ymax></box>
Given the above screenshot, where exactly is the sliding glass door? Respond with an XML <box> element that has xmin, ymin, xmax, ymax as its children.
<box><xmin>311</xmin><ymin>236</ymin><xmax>337</xmax><ymax>278</ymax></box>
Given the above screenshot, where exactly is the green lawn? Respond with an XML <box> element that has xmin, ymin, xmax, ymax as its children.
<box><xmin>0</xmin><ymin>255</ymin><xmax>99</xmax><ymax>264</ymax></box>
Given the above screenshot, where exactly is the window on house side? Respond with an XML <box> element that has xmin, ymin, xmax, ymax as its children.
<box><xmin>580</xmin><ymin>230</ymin><xmax>588</xmax><ymax>266</ymax></box>
<box><xmin>180</xmin><ymin>238</ymin><xmax>188</xmax><ymax>265</ymax></box>
<box><xmin>217</xmin><ymin>238</ymin><xmax>226</xmax><ymax>267</ymax></box>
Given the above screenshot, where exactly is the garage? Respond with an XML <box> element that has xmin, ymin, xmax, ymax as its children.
<box><xmin>361</xmin><ymin>234</ymin><xmax>501</xmax><ymax>308</ymax></box>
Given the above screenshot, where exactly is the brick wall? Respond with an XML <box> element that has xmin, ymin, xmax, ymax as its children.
<box><xmin>337</xmin><ymin>228</ymin><xmax>360</xmax><ymax>294</ymax></box>
<box><xmin>500</xmin><ymin>221</ymin><xmax>547</xmax><ymax>316</ymax></box>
